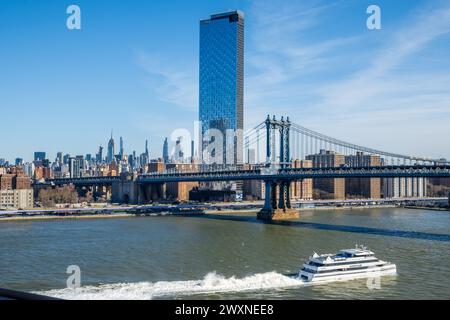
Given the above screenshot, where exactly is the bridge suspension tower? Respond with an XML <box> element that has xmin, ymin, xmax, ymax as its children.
<box><xmin>257</xmin><ymin>115</ymin><xmax>299</xmax><ymax>220</ymax></box>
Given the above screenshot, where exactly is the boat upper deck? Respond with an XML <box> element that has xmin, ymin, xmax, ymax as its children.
<box><xmin>308</xmin><ymin>247</ymin><xmax>376</xmax><ymax>266</ymax></box>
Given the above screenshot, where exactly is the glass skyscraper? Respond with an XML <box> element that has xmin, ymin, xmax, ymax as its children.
<box><xmin>199</xmin><ymin>10</ymin><xmax>244</xmax><ymax>164</ymax></box>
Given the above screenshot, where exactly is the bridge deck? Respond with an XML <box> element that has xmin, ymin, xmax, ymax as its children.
<box><xmin>43</xmin><ymin>165</ymin><xmax>450</xmax><ymax>185</ymax></box>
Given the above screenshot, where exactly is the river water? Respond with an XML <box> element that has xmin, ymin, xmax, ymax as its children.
<box><xmin>0</xmin><ymin>208</ymin><xmax>449</xmax><ymax>299</ymax></box>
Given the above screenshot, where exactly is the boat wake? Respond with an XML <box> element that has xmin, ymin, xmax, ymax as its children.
<box><xmin>38</xmin><ymin>271</ymin><xmax>307</xmax><ymax>300</ymax></box>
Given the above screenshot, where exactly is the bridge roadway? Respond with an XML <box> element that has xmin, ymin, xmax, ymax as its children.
<box><xmin>137</xmin><ymin>165</ymin><xmax>450</xmax><ymax>183</ymax></box>
<box><xmin>46</xmin><ymin>165</ymin><xmax>450</xmax><ymax>186</ymax></box>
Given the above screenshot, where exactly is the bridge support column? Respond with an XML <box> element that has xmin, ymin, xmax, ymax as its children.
<box><xmin>257</xmin><ymin>180</ymin><xmax>299</xmax><ymax>221</ymax></box>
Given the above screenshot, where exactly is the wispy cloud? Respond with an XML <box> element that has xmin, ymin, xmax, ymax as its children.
<box><xmin>245</xmin><ymin>0</ymin><xmax>356</xmax><ymax>118</ymax></box>
<box><xmin>245</xmin><ymin>0</ymin><xmax>450</xmax><ymax>158</ymax></box>
<box><xmin>318</xmin><ymin>2</ymin><xmax>450</xmax><ymax>113</ymax></box>
<box><xmin>135</xmin><ymin>50</ymin><xmax>198</xmax><ymax>111</ymax></box>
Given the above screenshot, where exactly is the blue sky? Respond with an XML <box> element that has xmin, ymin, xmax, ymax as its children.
<box><xmin>1</xmin><ymin>0</ymin><xmax>449</xmax><ymax>162</ymax></box>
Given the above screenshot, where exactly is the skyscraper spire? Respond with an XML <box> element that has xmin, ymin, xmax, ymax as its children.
<box><xmin>107</xmin><ymin>131</ymin><xmax>115</xmax><ymax>163</ymax></box>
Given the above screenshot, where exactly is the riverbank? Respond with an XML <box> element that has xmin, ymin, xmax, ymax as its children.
<box><xmin>1</xmin><ymin>199</ymin><xmax>447</xmax><ymax>222</ymax></box>
<box><xmin>0</xmin><ymin>213</ymin><xmax>133</xmax><ymax>222</ymax></box>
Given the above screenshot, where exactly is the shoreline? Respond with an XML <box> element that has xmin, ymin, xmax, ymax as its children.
<box><xmin>1</xmin><ymin>204</ymin><xmax>446</xmax><ymax>222</ymax></box>
<box><xmin>0</xmin><ymin>213</ymin><xmax>133</xmax><ymax>222</ymax></box>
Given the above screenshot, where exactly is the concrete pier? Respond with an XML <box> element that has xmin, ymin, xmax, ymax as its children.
<box><xmin>257</xmin><ymin>208</ymin><xmax>299</xmax><ymax>220</ymax></box>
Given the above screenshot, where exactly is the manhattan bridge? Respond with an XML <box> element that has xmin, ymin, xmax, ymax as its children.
<box><xmin>49</xmin><ymin>115</ymin><xmax>450</xmax><ymax>220</ymax></box>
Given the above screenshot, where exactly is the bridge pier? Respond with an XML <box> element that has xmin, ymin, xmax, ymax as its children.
<box><xmin>257</xmin><ymin>180</ymin><xmax>299</xmax><ymax>220</ymax></box>
<box><xmin>257</xmin><ymin>115</ymin><xmax>299</xmax><ymax>220</ymax></box>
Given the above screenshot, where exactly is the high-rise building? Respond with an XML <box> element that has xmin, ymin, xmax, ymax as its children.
<box><xmin>383</xmin><ymin>177</ymin><xmax>427</xmax><ymax>198</ymax></box>
<box><xmin>0</xmin><ymin>189</ymin><xmax>33</xmax><ymax>209</ymax></box>
<box><xmin>174</xmin><ymin>137</ymin><xmax>184</xmax><ymax>162</ymax></box>
<box><xmin>163</xmin><ymin>137</ymin><xmax>169</xmax><ymax>164</ymax></box>
<box><xmin>345</xmin><ymin>152</ymin><xmax>381</xmax><ymax>199</ymax></box>
<box><xmin>199</xmin><ymin>10</ymin><xmax>244</xmax><ymax>165</ymax></box>
<box><xmin>15</xmin><ymin>158</ymin><xmax>24</xmax><ymax>166</ymax></box>
<box><xmin>56</xmin><ymin>152</ymin><xmax>63</xmax><ymax>167</ymax></box>
<box><xmin>119</xmin><ymin>137</ymin><xmax>124</xmax><ymax>160</ymax></box>
<box><xmin>34</xmin><ymin>152</ymin><xmax>46</xmax><ymax>162</ymax></box>
<box><xmin>107</xmin><ymin>132</ymin><xmax>115</xmax><ymax>163</ymax></box>
<box><xmin>291</xmin><ymin>159</ymin><xmax>313</xmax><ymax>200</ymax></box>
<box><xmin>68</xmin><ymin>157</ymin><xmax>83</xmax><ymax>178</ymax></box>
<box><xmin>63</xmin><ymin>154</ymin><xmax>70</xmax><ymax>165</ymax></box>
<box><xmin>306</xmin><ymin>150</ymin><xmax>346</xmax><ymax>199</ymax></box>
<box><xmin>96</xmin><ymin>146</ymin><xmax>103</xmax><ymax>163</ymax></box>
<box><xmin>23</xmin><ymin>162</ymin><xmax>34</xmax><ymax>178</ymax></box>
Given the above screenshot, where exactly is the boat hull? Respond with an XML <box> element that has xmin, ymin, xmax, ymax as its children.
<box><xmin>300</xmin><ymin>264</ymin><xmax>396</xmax><ymax>283</ymax></box>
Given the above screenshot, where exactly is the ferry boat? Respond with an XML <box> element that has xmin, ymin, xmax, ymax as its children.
<box><xmin>299</xmin><ymin>245</ymin><xmax>396</xmax><ymax>283</ymax></box>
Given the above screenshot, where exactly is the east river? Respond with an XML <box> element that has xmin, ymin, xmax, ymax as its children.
<box><xmin>0</xmin><ymin>208</ymin><xmax>449</xmax><ymax>299</ymax></box>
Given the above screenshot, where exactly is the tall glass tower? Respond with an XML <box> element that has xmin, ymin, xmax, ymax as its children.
<box><xmin>199</xmin><ymin>10</ymin><xmax>244</xmax><ymax>164</ymax></box>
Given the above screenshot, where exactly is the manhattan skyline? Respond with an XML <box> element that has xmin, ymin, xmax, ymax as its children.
<box><xmin>1</xmin><ymin>0</ymin><xmax>450</xmax><ymax>162</ymax></box>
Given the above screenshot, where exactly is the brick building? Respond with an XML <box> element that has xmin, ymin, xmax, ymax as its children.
<box><xmin>345</xmin><ymin>152</ymin><xmax>381</xmax><ymax>199</ymax></box>
<box><xmin>306</xmin><ymin>150</ymin><xmax>345</xmax><ymax>200</ymax></box>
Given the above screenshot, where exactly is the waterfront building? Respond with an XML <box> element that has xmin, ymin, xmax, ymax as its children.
<box><xmin>382</xmin><ymin>177</ymin><xmax>427</xmax><ymax>198</ymax></box>
<box><xmin>345</xmin><ymin>152</ymin><xmax>381</xmax><ymax>199</ymax></box>
<box><xmin>291</xmin><ymin>159</ymin><xmax>313</xmax><ymax>200</ymax></box>
<box><xmin>243</xmin><ymin>159</ymin><xmax>313</xmax><ymax>201</ymax></box>
<box><xmin>0</xmin><ymin>168</ymin><xmax>33</xmax><ymax>209</ymax></box>
<box><xmin>199</xmin><ymin>10</ymin><xmax>244</xmax><ymax>165</ymax></box>
<box><xmin>306</xmin><ymin>150</ymin><xmax>345</xmax><ymax>199</ymax></box>
<box><xmin>428</xmin><ymin>178</ymin><xmax>450</xmax><ymax>197</ymax></box>
<box><xmin>0</xmin><ymin>189</ymin><xmax>33</xmax><ymax>209</ymax></box>
<box><xmin>165</xmin><ymin>163</ymin><xmax>199</xmax><ymax>201</ymax></box>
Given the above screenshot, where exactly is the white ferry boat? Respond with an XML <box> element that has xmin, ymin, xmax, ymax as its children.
<box><xmin>299</xmin><ymin>245</ymin><xmax>396</xmax><ymax>283</ymax></box>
